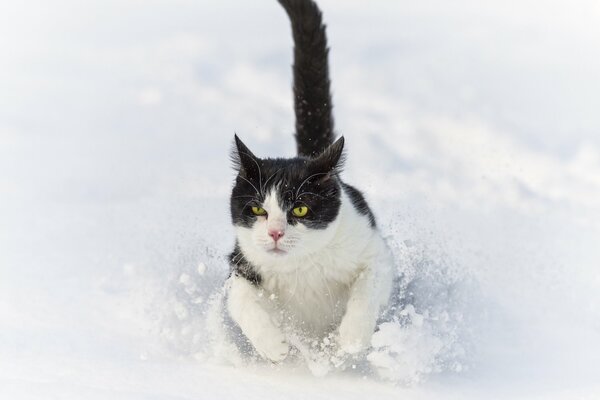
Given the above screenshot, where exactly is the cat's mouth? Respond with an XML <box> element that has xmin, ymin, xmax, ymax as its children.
<box><xmin>268</xmin><ymin>247</ymin><xmax>287</xmax><ymax>255</ymax></box>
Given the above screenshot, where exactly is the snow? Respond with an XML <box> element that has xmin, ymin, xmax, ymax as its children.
<box><xmin>2</xmin><ymin>0</ymin><xmax>600</xmax><ymax>398</ymax></box>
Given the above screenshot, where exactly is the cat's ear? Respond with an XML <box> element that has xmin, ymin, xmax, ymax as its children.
<box><xmin>231</xmin><ymin>134</ymin><xmax>259</xmax><ymax>176</ymax></box>
<box><xmin>310</xmin><ymin>136</ymin><xmax>345</xmax><ymax>175</ymax></box>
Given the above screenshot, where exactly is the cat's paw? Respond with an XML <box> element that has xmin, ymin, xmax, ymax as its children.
<box><xmin>338</xmin><ymin>315</ymin><xmax>373</xmax><ymax>354</ymax></box>
<box><xmin>252</xmin><ymin>328</ymin><xmax>289</xmax><ymax>363</ymax></box>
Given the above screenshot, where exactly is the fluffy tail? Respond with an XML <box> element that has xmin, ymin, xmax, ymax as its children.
<box><xmin>278</xmin><ymin>0</ymin><xmax>335</xmax><ymax>158</ymax></box>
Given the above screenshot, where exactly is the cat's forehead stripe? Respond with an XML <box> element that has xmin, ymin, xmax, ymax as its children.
<box><xmin>263</xmin><ymin>187</ymin><xmax>285</xmax><ymax>214</ymax></box>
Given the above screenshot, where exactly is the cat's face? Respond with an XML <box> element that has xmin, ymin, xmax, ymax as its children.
<box><xmin>230</xmin><ymin>135</ymin><xmax>345</xmax><ymax>261</ymax></box>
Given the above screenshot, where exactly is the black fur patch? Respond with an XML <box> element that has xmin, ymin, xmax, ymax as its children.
<box><xmin>342</xmin><ymin>183</ymin><xmax>376</xmax><ymax>227</ymax></box>
<box><xmin>229</xmin><ymin>243</ymin><xmax>262</xmax><ymax>286</ymax></box>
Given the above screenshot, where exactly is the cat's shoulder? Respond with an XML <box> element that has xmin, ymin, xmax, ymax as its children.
<box><xmin>341</xmin><ymin>181</ymin><xmax>376</xmax><ymax>228</ymax></box>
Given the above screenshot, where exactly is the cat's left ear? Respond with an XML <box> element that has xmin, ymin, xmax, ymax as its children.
<box><xmin>231</xmin><ymin>134</ymin><xmax>260</xmax><ymax>176</ymax></box>
<box><xmin>310</xmin><ymin>136</ymin><xmax>345</xmax><ymax>174</ymax></box>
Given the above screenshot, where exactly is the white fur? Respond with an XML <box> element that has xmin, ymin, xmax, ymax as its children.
<box><xmin>227</xmin><ymin>188</ymin><xmax>393</xmax><ymax>361</ymax></box>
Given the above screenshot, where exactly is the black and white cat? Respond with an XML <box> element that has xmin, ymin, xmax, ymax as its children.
<box><xmin>226</xmin><ymin>0</ymin><xmax>393</xmax><ymax>362</ymax></box>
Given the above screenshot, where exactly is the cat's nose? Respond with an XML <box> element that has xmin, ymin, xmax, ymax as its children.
<box><xmin>268</xmin><ymin>229</ymin><xmax>285</xmax><ymax>242</ymax></box>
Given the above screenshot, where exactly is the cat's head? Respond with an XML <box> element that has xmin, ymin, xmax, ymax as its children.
<box><xmin>230</xmin><ymin>135</ymin><xmax>345</xmax><ymax>262</ymax></box>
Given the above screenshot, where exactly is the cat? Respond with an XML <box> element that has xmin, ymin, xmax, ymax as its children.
<box><xmin>226</xmin><ymin>0</ymin><xmax>393</xmax><ymax>362</ymax></box>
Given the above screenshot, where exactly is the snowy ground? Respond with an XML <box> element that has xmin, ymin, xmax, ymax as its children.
<box><xmin>2</xmin><ymin>0</ymin><xmax>600</xmax><ymax>398</ymax></box>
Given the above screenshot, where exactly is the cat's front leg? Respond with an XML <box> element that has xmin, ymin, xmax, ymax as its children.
<box><xmin>226</xmin><ymin>275</ymin><xmax>289</xmax><ymax>362</ymax></box>
<box><xmin>338</xmin><ymin>268</ymin><xmax>378</xmax><ymax>354</ymax></box>
<box><xmin>338</xmin><ymin>254</ymin><xmax>392</xmax><ymax>354</ymax></box>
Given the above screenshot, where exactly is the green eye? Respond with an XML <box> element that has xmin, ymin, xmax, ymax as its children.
<box><xmin>292</xmin><ymin>205</ymin><xmax>308</xmax><ymax>217</ymax></box>
<box><xmin>251</xmin><ymin>206</ymin><xmax>267</xmax><ymax>216</ymax></box>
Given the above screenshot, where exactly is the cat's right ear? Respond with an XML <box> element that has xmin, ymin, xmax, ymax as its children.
<box><xmin>231</xmin><ymin>134</ymin><xmax>259</xmax><ymax>176</ymax></box>
<box><xmin>310</xmin><ymin>136</ymin><xmax>345</xmax><ymax>174</ymax></box>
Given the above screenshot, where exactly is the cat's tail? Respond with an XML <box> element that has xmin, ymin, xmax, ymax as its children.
<box><xmin>278</xmin><ymin>0</ymin><xmax>335</xmax><ymax>158</ymax></box>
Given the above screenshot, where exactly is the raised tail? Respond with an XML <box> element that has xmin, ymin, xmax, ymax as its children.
<box><xmin>278</xmin><ymin>0</ymin><xmax>335</xmax><ymax>158</ymax></box>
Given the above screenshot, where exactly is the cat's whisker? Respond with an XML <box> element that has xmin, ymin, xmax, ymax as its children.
<box><xmin>231</xmin><ymin>252</ymin><xmax>248</xmax><ymax>272</ymax></box>
<box><xmin>281</xmin><ymin>189</ymin><xmax>295</xmax><ymax>202</ymax></box>
<box><xmin>295</xmin><ymin>172</ymin><xmax>329</xmax><ymax>198</ymax></box>
<box><xmin>303</xmin><ymin>204</ymin><xmax>316</xmax><ymax>215</ymax></box>
<box><xmin>298</xmin><ymin>191</ymin><xmax>326</xmax><ymax>199</ymax></box>
<box><xmin>244</xmin><ymin>152</ymin><xmax>264</xmax><ymax>195</ymax></box>
<box><xmin>240</xmin><ymin>199</ymin><xmax>258</xmax><ymax>212</ymax></box>
<box><xmin>237</xmin><ymin>174</ymin><xmax>260</xmax><ymax>197</ymax></box>
<box><xmin>231</xmin><ymin>251</ymin><xmax>244</xmax><ymax>263</ymax></box>
<box><xmin>263</xmin><ymin>167</ymin><xmax>285</xmax><ymax>192</ymax></box>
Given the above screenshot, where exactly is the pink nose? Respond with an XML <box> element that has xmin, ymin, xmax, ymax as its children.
<box><xmin>268</xmin><ymin>230</ymin><xmax>285</xmax><ymax>242</ymax></box>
